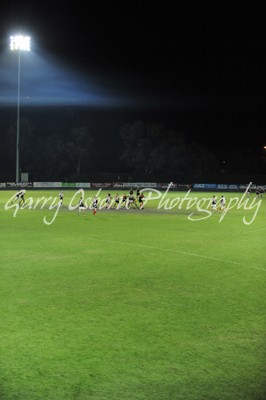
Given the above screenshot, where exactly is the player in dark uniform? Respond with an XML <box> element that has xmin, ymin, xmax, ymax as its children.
<box><xmin>138</xmin><ymin>193</ymin><xmax>145</xmax><ymax>209</ymax></box>
<box><xmin>105</xmin><ymin>193</ymin><xmax>112</xmax><ymax>209</ymax></box>
<box><xmin>211</xmin><ymin>195</ymin><xmax>217</xmax><ymax>212</ymax></box>
<box><xmin>129</xmin><ymin>188</ymin><xmax>134</xmax><ymax>196</ymax></box>
<box><xmin>120</xmin><ymin>194</ymin><xmax>128</xmax><ymax>208</ymax></box>
<box><xmin>255</xmin><ymin>187</ymin><xmax>262</xmax><ymax>198</ymax></box>
<box><xmin>113</xmin><ymin>193</ymin><xmax>120</xmax><ymax>208</ymax></box>
<box><xmin>128</xmin><ymin>195</ymin><xmax>138</xmax><ymax>209</ymax></box>
<box><xmin>15</xmin><ymin>189</ymin><xmax>26</xmax><ymax>207</ymax></box>
<box><xmin>78</xmin><ymin>197</ymin><xmax>86</xmax><ymax>216</ymax></box>
<box><xmin>59</xmin><ymin>191</ymin><xmax>64</xmax><ymax>206</ymax></box>
<box><xmin>136</xmin><ymin>187</ymin><xmax>140</xmax><ymax>197</ymax></box>
<box><xmin>92</xmin><ymin>196</ymin><xmax>98</xmax><ymax>215</ymax></box>
<box><xmin>259</xmin><ymin>186</ymin><xmax>264</xmax><ymax>198</ymax></box>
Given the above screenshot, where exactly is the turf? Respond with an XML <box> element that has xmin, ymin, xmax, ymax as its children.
<box><xmin>0</xmin><ymin>189</ymin><xmax>265</xmax><ymax>400</ymax></box>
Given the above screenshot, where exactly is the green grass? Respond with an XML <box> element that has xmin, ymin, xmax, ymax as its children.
<box><xmin>0</xmin><ymin>189</ymin><xmax>265</xmax><ymax>400</ymax></box>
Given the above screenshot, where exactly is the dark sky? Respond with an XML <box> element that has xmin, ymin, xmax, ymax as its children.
<box><xmin>0</xmin><ymin>1</ymin><xmax>264</xmax><ymax>157</ymax></box>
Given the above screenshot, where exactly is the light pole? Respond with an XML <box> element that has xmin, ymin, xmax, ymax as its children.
<box><xmin>10</xmin><ymin>34</ymin><xmax>31</xmax><ymax>183</ymax></box>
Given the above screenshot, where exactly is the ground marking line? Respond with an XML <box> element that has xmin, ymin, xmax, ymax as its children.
<box><xmin>90</xmin><ymin>238</ymin><xmax>266</xmax><ymax>272</ymax></box>
<box><xmin>232</xmin><ymin>227</ymin><xmax>266</xmax><ymax>237</ymax></box>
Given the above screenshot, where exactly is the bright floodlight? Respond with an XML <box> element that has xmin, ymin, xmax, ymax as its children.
<box><xmin>10</xmin><ymin>34</ymin><xmax>31</xmax><ymax>182</ymax></box>
<box><xmin>10</xmin><ymin>35</ymin><xmax>31</xmax><ymax>51</ymax></box>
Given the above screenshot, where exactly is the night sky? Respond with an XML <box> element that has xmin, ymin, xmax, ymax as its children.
<box><xmin>0</xmin><ymin>2</ymin><xmax>264</xmax><ymax>167</ymax></box>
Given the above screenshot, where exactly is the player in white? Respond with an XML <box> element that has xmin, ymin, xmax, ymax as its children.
<box><xmin>105</xmin><ymin>193</ymin><xmax>112</xmax><ymax>209</ymax></box>
<box><xmin>218</xmin><ymin>195</ymin><xmax>226</xmax><ymax>211</ymax></box>
<box><xmin>59</xmin><ymin>191</ymin><xmax>64</xmax><ymax>206</ymax></box>
<box><xmin>113</xmin><ymin>193</ymin><xmax>120</xmax><ymax>209</ymax></box>
<box><xmin>78</xmin><ymin>197</ymin><xmax>86</xmax><ymax>216</ymax></box>
<box><xmin>92</xmin><ymin>196</ymin><xmax>98</xmax><ymax>215</ymax></box>
<box><xmin>210</xmin><ymin>195</ymin><xmax>217</xmax><ymax>212</ymax></box>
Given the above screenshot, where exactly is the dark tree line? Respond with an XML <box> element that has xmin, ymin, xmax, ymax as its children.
<box><xmin>119</xmin><ymin>120</ymin><xmax>218</xmax><ymax>178</ymax></box>
<box><xmin>0</xmin><ymin>116</ymin><xmax>264</xmax><ymax>181</ymax></box>
<box><xmin>0</xmin><ymin>118</ymin><xmax>94</xmax><ymax>181</ymax></box>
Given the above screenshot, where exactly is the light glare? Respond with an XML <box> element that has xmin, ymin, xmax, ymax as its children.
<box><xmin>10</xmin><ymin>35</ymin><xmax>31</xmax><ymax>51</ymax></box>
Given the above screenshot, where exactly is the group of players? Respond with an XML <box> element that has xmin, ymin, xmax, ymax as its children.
<box><xmin>11</xmin><ymin>188</ymin><xmax>145</xmax><ymax>215</ymax></box>
<box><xmin>11</xmin><ymin>185</ymin><xmax>265</xmax><ymax>217</ymax></box>
<box><xmin>13</xmin><ymin>189</ymin><xmax>26</xmax><ymax>206</ymax></box>
<box><xmin>78</xmin><ymin>188</ymin><xmax>145</xmax><ymax>216</ymax></box>
<box><xmin>254</xmin><ymin>186</ymin><xmax>264</xmax><ymax>198</ymax></box>
<box><xmin>210</xmin><ymin>186</ymin><xmax>265</xmax><ymax>212</ymax></box>
<box><xmin>211</xmin><ymin>195</ymin><xmax>226</xmax><ymax>212</ymax></box>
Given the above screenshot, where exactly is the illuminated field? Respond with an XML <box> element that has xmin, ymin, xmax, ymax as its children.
<box><xmin>0</xmin><ymin>189</ymin><xmax>265</xmax><ymax>400</ymax></box>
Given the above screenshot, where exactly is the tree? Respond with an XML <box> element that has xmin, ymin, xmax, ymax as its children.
<box><xmin>119</xmin><ymin>120</ymin><xmax>218</xmax><ymax>178</ymax></box>
<box><xmin>38</xmin><ymin>135</ymin><xmax>66</xmax><ymax>179</ymax></box>
<box><xmin>65</xmin><ymin>127</ymin><xmax>93</xmax><ymax>175</ymax></box>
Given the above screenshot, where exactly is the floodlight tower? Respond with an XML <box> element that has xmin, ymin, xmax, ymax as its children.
<box><xmin>10</xmin><ymin>34</ymin><xmax>31</xmax><ymax>183</ymax></box>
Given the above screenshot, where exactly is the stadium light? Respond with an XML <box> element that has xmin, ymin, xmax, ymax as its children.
<box><xmin>10</xmin><ymin>34</ymin><xmax>31</xmax><ymax>183</ymax></box>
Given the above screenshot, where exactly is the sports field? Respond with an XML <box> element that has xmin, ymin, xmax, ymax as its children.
<box><xmin>0</xmin><ymin>189</ymin><xmax>265</xmax><ymax>400</ymax></box>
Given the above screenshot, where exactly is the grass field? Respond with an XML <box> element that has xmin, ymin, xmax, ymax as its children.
<box><xmin>0</xmin><ymin>189</ymin><xmax>265</xmax><ymax>400</ymax></box>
